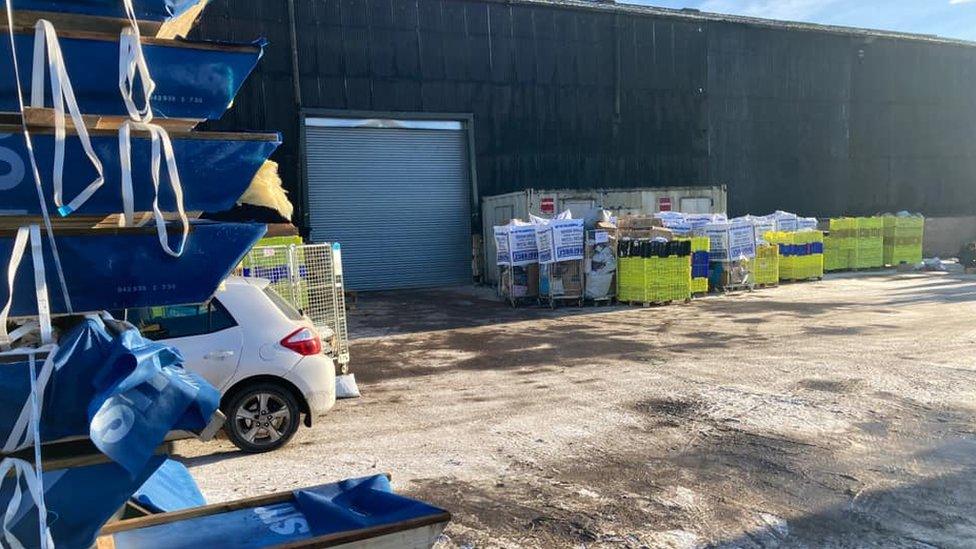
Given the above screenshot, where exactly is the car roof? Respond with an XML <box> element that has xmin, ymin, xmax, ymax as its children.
<box><xmin>225</xmin><ymin>275</ymin><xmax>270</xmax><ymax>290</ymax></box>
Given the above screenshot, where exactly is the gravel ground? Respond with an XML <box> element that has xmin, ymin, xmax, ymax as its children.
<box><xmin>176</xmin><ymin>271</ymin><xmax>976</xmax><ymax>548</ymax></box>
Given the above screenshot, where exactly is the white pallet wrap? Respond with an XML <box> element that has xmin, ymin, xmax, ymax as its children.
<box><xmin>493</xmin><ymin>225</ymin><xmax>512</xmax><ymax>266</ymax></box>
<box><xmin>771</xmin><ymin>211</ymin><xmax>799</xmax><ymax>232</ymax></box>
<box><xmin>551</xmin><ymin>219</ymin><xmax>584</xmax><ymax>262</ymax></box>
<box><xmin>753</xmin><ymin>215</ymin><xmax>777</xmax><ymax>242</ymax></box>
<box><xmin>535</xmin><ymin>222</ymin><xmax>555</xmax><ymax>264</ymax></box>
<box><xmin>507</xmin><ymin>224</ymin><xmax>539</xmax><ymax>266</ymax></box>
<box><xmin>707</xmin><ymin>219</ymin><xmax>757</xmax><ymax>262</ymax></box>
<box><xmin>688</xmin><ymin>213</ymin><xmax>724</xmax><ymax>235</ymax></box>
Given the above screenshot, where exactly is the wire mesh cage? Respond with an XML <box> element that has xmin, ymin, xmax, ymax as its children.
<box><xmin>240</xmin><ymin>243</ymin><xmax>351</xmax><ymax>370</ymax></box>
<box><xmin>584</xmin><ymin>229</ymin><xmax>617</xmax><ymax>303</ymax></box>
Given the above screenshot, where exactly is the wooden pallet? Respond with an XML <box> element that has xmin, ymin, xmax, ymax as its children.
<box><xmin>622</xmin><ymin>298</ymin><xmax>691</xmax><ymax>307</ymax></box>
<box><xmin>753</xmin><ymin>282</ymin><xmax>779</xmax><ymax>289</ymax></box>
<box><xmin>540</xmin><ymin>296</ymin><xmax>584</xmax><ymax>309</ymax></box>
<box><xmin>502</xmin><ymin>296</ymin><xmax>538</xmax><ymax>309</ymax></box>
<box><xmin>715</xmin><ymin>284</ymin><xmax>754</xmax><ymax>293</ymax></box>
<box><xmin>5</xmin><ymin>107</ymin><xmax>203</xmax><ymax>132</ymax></box>
<box><xmin>8</xmin><ymin>6</ymin><xmax>208</xmax><ymax>39</ymax></box>
<box><xmin>780</xmin><ymin>276</ymin><xmax>824</xmax><ymax>283</ymax></box>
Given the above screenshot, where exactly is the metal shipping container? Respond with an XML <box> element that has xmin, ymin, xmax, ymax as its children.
<box><xmin>481</xmin><ymin>186</ymin><xmax>727</xmax><ymax>283</ymax></box>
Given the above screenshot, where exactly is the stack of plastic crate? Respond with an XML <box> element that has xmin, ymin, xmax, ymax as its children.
<box><xmin>753</xmin><ymin>243</ymin><xmax>780</xmax><ymax>286</ymax></box>
<box><xmin>883</xmin><ymin>215</ymin><xmax>924</xmax><ymax>266</ymax></box>
<box><xmin>797</xmin><ymin>230</ymin><xmax>825</xmax><ymax>279</ymax></box>
<box><xmin>765</xmin><ymin>231</ymin><xmax>824</xmax><ymax>281</ymax></box>
<box><xmin>616</xmin><ymin>240</ymin><xmax>644</xmax><ymax>302</ymax></box>
<box><xmin>825</xmin><ymin>217</ymin><xmax>858</xmax><ymax>271</ymax></box>
<box><xmin>855</xmin><ymin>217</ymin><xmax>885</xmax><ymax>269</ymax></box>
<box><xmin>617</xmin><ymin>240</ymin><xmax>691</xmax><ymax>303</ymax></box>
<box><xmin>645</xmin><ymin>249</ymin><xmax>692</xmax><ymax>302</ymax></box>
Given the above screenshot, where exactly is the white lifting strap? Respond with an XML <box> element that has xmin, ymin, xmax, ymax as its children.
<box><xmin>28</xmin><ymin>225</ymin><xmax>52</xmax><ymax>345</ymax></box>
<box><xmin>116</xmin><ymin>0</ymin><xmax>189</xmax><ymax>257</ymax></box>
<box><xmin>0</xmin><ymin>349</ymin><xmax>55</xmax><ymax>549</ymax></box>
<box><xmin>0</xmin><ymin>457</ymin><xmax>53</xmax><ymax>549</ymax></box>
<box><xmin>0</xmin><ymin>226</ymin><xmax>54</xmax><ymax>349</ymax></box>
<box><xmin>2</xmin><ymin>348</ymin><xmax>57</xmax><ymax>453</ymax></box>
<box><xmin>0</xmin><ymin>227</ymin><xmax>30</xmax><ymax>349</ymax></box>
<box><xmin>31</xmin><ymin>20</ymin><xmax>105</xmax><ymax>217</ymax></box>
<box><xmin>4</xmin><ymin>0</ymin><xmax>72</xmax><ymax>315</ymax></box>
<box><xmin>118</xmin><ymin>27</ymin><xmax>155</xmax><ymax>123</ymax></box>
<box><xmin>119</xmin><ymin>121</ymin><xmax>189</xmax><ymax>257</ymax></box>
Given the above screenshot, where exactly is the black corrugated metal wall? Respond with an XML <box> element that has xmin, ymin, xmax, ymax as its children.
<box><xmin>707</xmin><ymin>22</ymin><xmax>976</xmax><ymax>217</ymax></box>
<box><xmin>192</xmin><ymin>0</ymin><xmax>976</xmax><ymax>228</ymax></box>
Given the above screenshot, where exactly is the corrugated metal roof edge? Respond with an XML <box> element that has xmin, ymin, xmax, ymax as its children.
<box><xmin>458</xmin><ymin>0</ymin><xmax>976</xmax><ymax>48</ymax></box>
<box><xmin>481</xmin><ymin>185</ymin><xmax>727</xmax><ymax>201</ymax></box>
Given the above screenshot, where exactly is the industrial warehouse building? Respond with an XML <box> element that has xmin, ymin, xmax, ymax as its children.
<box><xmin>194</xmin><ymin>0</ymin><xmax>976</xmax><ymax>290</ymax></box>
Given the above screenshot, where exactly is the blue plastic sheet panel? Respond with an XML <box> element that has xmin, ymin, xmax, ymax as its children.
<box><xmin>0</xmin><ymin>31</ymin><xmax>262</xmax><ymax>120</ymax></box>
<box><xmin>133</xmin><ymin>459</ymin><xmax>207</xmax><ymax>513</ymax></box>
<box><xmin>0</xmin><ymin>316</ymin><xmax>223</xmax><ymax>548</ymax></box>
<box><xmin>13</xmin><ymin>0</ymin><xmax>205</xmax><ymax>22</ymax></box>
<box><xmin>105</xmin><ymin>475</ymin><xmax>451</xmax><ymax>549</ymax></box>
<box><xmin>0</xmin><ymin>221</ymin><xmax>267</xmax><ymax>316</ymax></box>
<box><xmin>0</xmin><ymin>130</ymin><xmax>280</xmax><ymax>216</ymax></box>
<box><xmin>0</xmin><ymin>318</ymin><xmax>221</xmax><ymax>462</ymax></box>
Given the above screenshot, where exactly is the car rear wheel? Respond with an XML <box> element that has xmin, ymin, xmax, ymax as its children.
<box><xmin>225</xmin><ymin>383</ymin><xmax>300</xmax><ymax>453</ymax></box>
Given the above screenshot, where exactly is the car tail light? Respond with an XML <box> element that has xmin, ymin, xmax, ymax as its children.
<box><xmin>280</xmin><ymin>328</ymin><xmax>322</xmax><ymax>356</ymax></box>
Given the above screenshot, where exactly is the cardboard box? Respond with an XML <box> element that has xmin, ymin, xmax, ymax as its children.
<box><xmin>618</xmin><ymin>226</ymin><xmax>675</xmax><ymax>240</ymax></box>
<box><xmin>554</xmin><ymin>261</ymin><xmax>583</xmax><ymax>292</ymax></box>
<box><xmin>618</xmin><ymin>215</ymin><xmax>663</xmax><ymax>230</ymax></box>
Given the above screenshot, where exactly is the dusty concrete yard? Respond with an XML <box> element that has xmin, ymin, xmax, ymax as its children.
<box><xmin>177</xmin><ymin>271</ymin><xmax>976</xmax><ymax>548</ymax></box>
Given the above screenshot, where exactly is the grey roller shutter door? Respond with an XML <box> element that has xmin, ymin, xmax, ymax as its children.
<box><xmin>305</xmin><ymin>126</ymin><xmax>472</xmax><ymax>291</ymax></box>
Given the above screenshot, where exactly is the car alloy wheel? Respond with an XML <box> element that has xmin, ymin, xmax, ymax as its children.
<box><xmin>225</xmin><ymin>383</ymin><xmax>300</xmax><ymax>453</ymax></box>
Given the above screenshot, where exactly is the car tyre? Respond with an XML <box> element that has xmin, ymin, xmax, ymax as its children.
<box><xmin>225</xmin><ymin>382</ymin><xmax>301</xmax><ymax>453</ymax></box>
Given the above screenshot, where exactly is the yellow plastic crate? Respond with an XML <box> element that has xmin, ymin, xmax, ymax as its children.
<box><xmin>883</xmin><ymin>215</ymin><xmax>924</xmax><ymax>265</ymax></box>
<box><xmin>765</xmin><ymin>231</ymin><xmax>824</xmax><ymax>281</ymax></box>
<box><xmin>753</xmin><ymin>244</ymin><xmax>780</xmax><ymax>286</ymax></box>
<box><xmin>855</xmin><ymin>217</ymin><xmax>884</xmax><ymax>269</ymax></box>
<box><xmin>643</xmin><ymin>256</ymin><xmax>692</xmax><ymax>303</ymax></box>
<box><xmin>617</xmin><ymin>257</ymin><xmax>644</xmax><ymax>302</ymax></box>
<box><xmin>824</xmin><ymin>218</ymin><xmax>858</xmax><ymax>271</ymax></box>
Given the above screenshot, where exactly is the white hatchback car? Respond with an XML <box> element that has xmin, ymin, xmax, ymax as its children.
<box><xmin>122</xmin><ymin>277</ymin><xmax>337</xmax><ymax>453</ymax></box>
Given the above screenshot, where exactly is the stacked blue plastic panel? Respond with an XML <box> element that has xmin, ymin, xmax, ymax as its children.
<box><xmin>692</xmin><ymin>251</ymin><xmax>710</xmax><ymax>279</ymax></box>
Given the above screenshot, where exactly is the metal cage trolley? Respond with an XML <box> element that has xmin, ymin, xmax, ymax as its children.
<box><xmin>241</xmin><ymin>243</ymin><xmax>351</xmax><ymax>372</ymax></box>
<box><xmin>584</xmin><ymin>229</ymin><xmax>617</xmax><ymax>304</ymax></box>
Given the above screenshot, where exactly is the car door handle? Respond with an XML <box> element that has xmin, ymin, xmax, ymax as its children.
<box><xmin>204</xmin><ymin>350</ymin><xmax>236</xmax><ymax>361</ymax></box>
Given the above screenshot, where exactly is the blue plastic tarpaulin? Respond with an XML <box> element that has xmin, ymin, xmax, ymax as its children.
<box><xmin>106</xmin><ymin>474</ymin><xmax>451</xmax><ymax>548</ymax></box>
<box><xmin>0</xmin><ymin>456</ymin><xmax>165</xmax><ymax>549</ymax></box>
<box><xmin>132</xmin><ymin>459</ymin><xmax>206</xmax><ymax>513</ymax></box>
<box><xmin>89</xmin><ymin>326</ymin><xmax>220</xmax><ymax>475</ymax></box>
<box><xmin>295</xmin><ymin>475</ymin><xmax>448</xmax><ymax>537</ymax></box>
<box><xmin>0</xmin><ymin>317</ymin><xmax>220</xmax><ymax>474</ymax></box>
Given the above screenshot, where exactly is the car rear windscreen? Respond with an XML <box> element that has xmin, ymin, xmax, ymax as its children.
<box><xmin>263</xmin><ymin>287</ymin><xmax>304</xmax><ymax>321</ymax></box>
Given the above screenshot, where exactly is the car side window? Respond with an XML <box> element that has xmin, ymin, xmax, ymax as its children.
<box><xmin>128</xmin><ymin>299</ymin><xmax>237</xmax><ymax>341</ymax></box>
<box><xmin>209</xmin><ymin>299</ymin><xmax>237</xmax><ymax>333</ymax></box>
